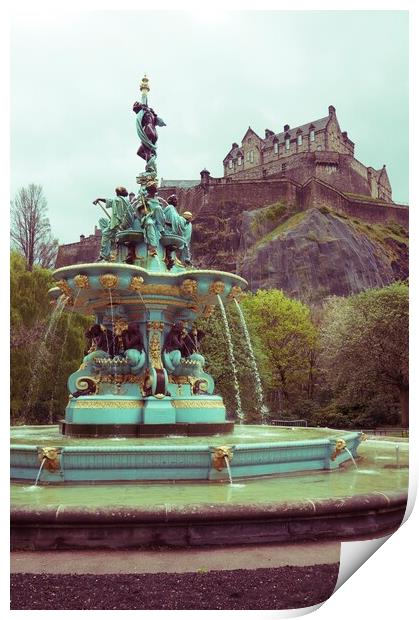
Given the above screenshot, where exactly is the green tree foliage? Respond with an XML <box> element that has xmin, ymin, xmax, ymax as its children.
<box><xmin>319</xmin><ymin>282</ymin><xmax>408</xmax><ymax>427</ymax></box>
<box><xmin>196</xmin><ymin>303</ymin><xmax>256</xmax><ymax>421</ymax></box>
<box><xmin>240</xmin><ymin>290</ymin><xmax>318</xmax><ymax>417</ymax></box>
<box><xmin>197</xmin><ymin>290</ymin><xmax>318</xmax><ymax>422</ymax></box>
<box><xmin>10</xmin><ymin>252</ymin><xmax>91</xmax><ymax>425</ymax></box>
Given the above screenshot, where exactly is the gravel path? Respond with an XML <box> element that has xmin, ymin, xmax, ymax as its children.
<box><xmin>10</xmin><ymin>564</ymin><xmax>339</xmax><ymax>610</ymax></box>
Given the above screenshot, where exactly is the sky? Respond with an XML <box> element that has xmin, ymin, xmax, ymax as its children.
<box><xmin>10</xmin><ymin>10</ymin><xmax>409</xmax><ymax>245</ymax></box>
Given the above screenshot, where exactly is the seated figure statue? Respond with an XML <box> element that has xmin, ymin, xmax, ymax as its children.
<box><xmin>93</xmin><ymin>186</ymin><xmax>136</xmax><ymax>261</ymax></box>
<box><xmin>134</xmin><ymin>183</ymin><xmax>166</xmax><ymax>256</ymax></box>
<box><xmin>83</xmin><ymin>323</ymin><xmax>115</xmax><ymax>363</ymax></box>
<box><xmin>162</xmin><ymin>321</ymin><xmax>184</xmax><ymax>371</ymax></box>
<box><xmin>164</xmin><ymin>195</ymin><xmax>193</xmax><ymax>266</ymax></box>
<box><xmin>121</xmin><ymin>323</ymin><xmax>146</xmax><ymax>374</ymax></box>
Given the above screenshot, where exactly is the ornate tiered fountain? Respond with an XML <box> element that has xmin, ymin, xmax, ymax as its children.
<box><xmin>10</xmin><ymin>77</ymin><xmax>408</xmax><ymax>548</ymax></box>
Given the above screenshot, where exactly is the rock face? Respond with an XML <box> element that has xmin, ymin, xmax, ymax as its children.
<box><xmin>192</xmin><ymin>203</ymin><xmax>408</xmax><ymax>304</ymax></box>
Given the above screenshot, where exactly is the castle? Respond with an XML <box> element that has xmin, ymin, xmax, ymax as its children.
<box><xmin>222</xmin><ymin>105</ymin><xmax>392</xmax><ymax>202</ymax></box>
<box><xmin>55</xmin><ymin>105</ymin><xmax>407</xmax><ymax>271</ymax></box>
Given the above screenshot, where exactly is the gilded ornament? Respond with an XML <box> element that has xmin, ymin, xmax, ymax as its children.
<box><xmin>147</xmin><ymin>321</ymin><xmax>165</xmax><ymax>331</ymax></box>
<box><xmin>140</xmin><ymin>74</ymin><xmax>150</xmax><ymax>93</ymax></box>
<box><xmin>74</xmin><ymin>399</ymin><xmax>144</xmax><ymax>408</ymax></box>
<box><xmin>38</xmin><ymin>447</ymin><xmax>61</xmax><ymax>471</ymax></box>
<box><xmin>211</xmin><ymin>446</ymin><xmax>234</xmax><ymax>471</ymax></box>
<box><xmin>227</xmin><ymin>285</ymin><xmax>245</xmax><ymax>302</ymax></box>
<box><xmin>209</xmin><ymin>281</ymin><xmax>225</xmax><ymax>295</ymax></box>
<box><xmin>74</xmin><ymin>274</ymin><xmax>90</xmax><ymax>289</ymax></box>
<box><xmin>331</xmin><ymin>438</ymin><xmax>347</xmax><ymax>461</ymax></box>
<box><xmin>56</xmin><ymin>279</ymin><xmax>72</xmax><ymax>298</ymax></box>
<box><xmin>99</xmin><ymin>273</ymin><xmax>119</xmax><ymax>289</ymax></box>
<box><xmin>172</xmin><ymin>400</ymin><xmax>223</xmax><ymax>409</ymax></box>
<box><xmin>180</xmin><ymin>279</ymin><xmax>198</xmax><ymax>296</ymax></box>
<box><xmin>113</xmin><ymin>318</ymin><xmax>129</xmax><ymax>336</ymax></box>
<box><xmin>140</xmin><ymin>283</ymin><xmax>180</xmax><ymax>297</ymax></box>
<box><xmin>129</xmin><ymin>276</ymin><xmax>144</xmax><ymax>292</ymax></box>
<box><xmin>149</xmin><ymin>333</ymin><xmax>163</xmax><ymax>369</ymax></box>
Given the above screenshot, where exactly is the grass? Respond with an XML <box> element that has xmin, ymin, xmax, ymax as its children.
<box><xmin>249</xmin><ymin>201</ymin><xmax>288</xmax><ymax>236</ymax></box>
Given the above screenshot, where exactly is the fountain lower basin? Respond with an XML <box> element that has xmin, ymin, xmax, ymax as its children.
<box><xmin>10</xmin><ymin>433</ymin><xmax>408</xmax><ymax>549</ymax></box>
<box><xmin>11</xmin><ymin>425</ymin><xmax>363</xmax><ymax>483</ymax></box>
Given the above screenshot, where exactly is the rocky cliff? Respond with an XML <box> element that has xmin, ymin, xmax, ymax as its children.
<box><xmin>192</xmin><ymin>202</ymin><xmax>408</xmax><ymax>304</ymax></box>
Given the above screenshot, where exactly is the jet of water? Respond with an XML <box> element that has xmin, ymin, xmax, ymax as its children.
<box><xmin>216</xmin><ymin>295</ymin><xmax>244</xmax><ymax>423</ymax></box>
<box><xmin>233</xmin><ymin>298</ymin><xmax>269</xmax><ymax>424</ymax></box>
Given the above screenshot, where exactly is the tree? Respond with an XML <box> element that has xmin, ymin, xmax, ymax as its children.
<box><xmin>10</xmin><ymin>252</ymin><xmax>91</xmax><ymax>425</ymax></box>
<box><xmin>319</xmin><ymin>282</ymin><xmax>409</xmax><ymax>427</ymax></box>
<box><xmin>240</xmin><ymin>290</ymin><xmax>318</xmax><ymax>416</ymax></box>
<box><xmin>10</xmin><ymin>183</ymin><xmax>58</xmax><ymax>270</ymax></box>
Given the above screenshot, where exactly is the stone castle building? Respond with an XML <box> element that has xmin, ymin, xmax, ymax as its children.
<box><xmin>222</xmin><ymin>105</ymin><xmax>392</xmax><ymax>202</ymax></box>
<box><xmin>56</xmin><ymin>104</ymin><xmax>407</xmax><ymax>270</ymax></box>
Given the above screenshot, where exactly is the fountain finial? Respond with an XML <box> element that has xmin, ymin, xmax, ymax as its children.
<box><xmin>140</xmin><ymin>74</ymin><xmax>150</xmax><ymax>104</ymax></box>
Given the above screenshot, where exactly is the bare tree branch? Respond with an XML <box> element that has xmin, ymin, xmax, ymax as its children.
<box><xmin>10</xmin><ymin>184</ymin><xmax>58</xmax><ymax>270</ymax></box>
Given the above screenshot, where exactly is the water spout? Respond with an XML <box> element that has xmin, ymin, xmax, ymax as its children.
<box><xmin>233</xmin><ymin>299</ymin><xmax>269</xmax><ymax>424</ymax></box>
<box><xmin>216</xmin><ymin>295</ymin><xmax>244</xmax><ymax>423</ymax></box>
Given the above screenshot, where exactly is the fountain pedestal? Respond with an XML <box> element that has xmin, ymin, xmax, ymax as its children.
<box><xmin>50</xmin><ymin>248</ymin><xmax>246</xmax><ymax>437</ymax></box>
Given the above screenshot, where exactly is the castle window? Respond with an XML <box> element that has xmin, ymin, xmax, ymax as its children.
<box><xmin>238</xmin><ymin>156</ymin><xmax>242</xmax><ymax>166</ymax></box>
<box><xmin>274</xmin><ymin>142</ymin><xmax>279</xmax><ymax>154</ymax></box>
<box><xmin>250</xmin><ymin>150</ymin><xmax>254</xmax><ymax>163</ymax></box>
<box><xmin>282</xmin><ymin>163</ymin><xmax>287</xmax><ymax>172</ymax></box>
<box><xmin>285</xmin><ymin>138</ymin><xmax>290</xmax><ymax>150</ymax></box>
<box><xmin>310</xmin><ymin>129</ymin><xmax>315</xmax><ymax>142</ymax></box>
<box><xmin>297</xmin><ymin>134</ymin><xmax>303</xmax><ymax>146</ymax></box>
<box><xmin>228</xmin><ymin>159</ymin><xmax>233</xmax><ymax>169</ymax></box>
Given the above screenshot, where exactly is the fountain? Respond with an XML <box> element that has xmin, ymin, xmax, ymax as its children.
<box><xmin>10</xmin><ymin>76</ymin><xmax>408</xmax><ymax>550</ymax></box>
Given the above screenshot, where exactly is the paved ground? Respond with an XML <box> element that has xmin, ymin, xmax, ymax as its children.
<box><xmin>11</xmin><ymin>541</ymin><xmax>340</xmax><ymax>574</ymax></box>
<box><xmin>10</xmin><ymin>543</ymin><xmax>340</xmax><ymax>610</ymax></box>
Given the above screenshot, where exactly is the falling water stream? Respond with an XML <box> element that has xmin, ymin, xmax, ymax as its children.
<box><xmin>48</xmin><ymin>290</ymin><xmax>81</xmax><ymax>424</ymax></box>
<box><xmin>233</xmin><ymin>298</ymin><xmax>269</xmax><ymax>423</ymax></box>
<box><xmin>224</xmin><ymin>456</ymin><xmax>233</xmax><ymax>485</ymax></box>
<box><xmin>34</xmin><ymin>458</ymin><xmax>46</xmax><ymax>486</ymax></box>
<box><xmin>24</xmin><ymin>295</ymin><xmax>68</xmax><ymax>419</ymax></box>
<box><xmin>216</xmin><ymin>295</ymin><xmax>244</xmax><ymax>422</ymax></box>
<box><xmin>344</xmin><ymin>447</ymin><xmax>358</xmax><ymax>470</ymax></box>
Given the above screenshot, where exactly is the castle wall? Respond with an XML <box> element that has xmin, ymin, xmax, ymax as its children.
<box><xmin>300</xmin><ymin>178</ymin><xmax>408</xmax><ymax>227</ymax></box>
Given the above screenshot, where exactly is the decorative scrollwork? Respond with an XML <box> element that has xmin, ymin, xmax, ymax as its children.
<box><xmin>147</xmin><ymin>321</ymin><xmax>165</xmax><ymax>331</ymax></box>
<box><xmin>149</xmin><ymin>333</ymin><xmax>163</xmax><ymax>369</ymax></box>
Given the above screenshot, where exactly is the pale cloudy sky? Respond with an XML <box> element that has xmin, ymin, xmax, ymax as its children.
<box><xmin>11</xmin><ymin>10</ymin><xmax>408</xmax><ymax>245</ymax></box>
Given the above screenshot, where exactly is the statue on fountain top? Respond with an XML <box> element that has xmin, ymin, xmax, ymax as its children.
<box><xmin>133</xmin><ymin>75</ymin><xmax>166</xmax><ymax>183</ymax></box>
